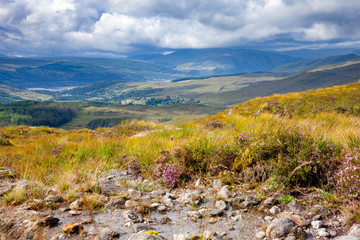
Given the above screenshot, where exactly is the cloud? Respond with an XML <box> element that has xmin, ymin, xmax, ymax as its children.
<box><xmin>0</xmin><ymin>0</ymin><xmax>359</xmax><ymax>56</ymax></box>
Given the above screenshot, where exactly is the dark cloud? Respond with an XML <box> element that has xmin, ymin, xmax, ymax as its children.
<box><xmin>0</xmin><ymin>0</ymin><xmax>359</xmax><ymax>56</ymax></box>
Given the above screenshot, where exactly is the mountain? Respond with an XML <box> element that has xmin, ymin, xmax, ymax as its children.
<box><xmin>273</xmin><ymin>54</ymin><xmax>360</xmax><ymax>73</ymax></box>
<box><xmin>213</xmin><ymin>61</ymin><xmax>360</xmax><ymax>106</ymax></box>
<box><xmin>278</xmin><ymin>48</ymin><xmax>359</xmax><ymax>60</ymax></box>
<box><xmin>0</xmin><ymin>56</ymin><xmax>182</xmax><ymax>89</ymax></box>
<box><xmin>130</xmin><ymin>48</ymin><xmax>301</xmax><ymax>75</ymax></box>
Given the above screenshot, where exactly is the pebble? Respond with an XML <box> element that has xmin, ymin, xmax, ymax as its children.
<box><xmin>270</xmin><ymin>206</ymin><xmax>281</xmax><ymax>215</ymax></box>
<box><xmin>215</xmin><ymin>200</ymin><xmax>227</xmax><ymax>211</ymax></box>
<box><xmin>256</xmin><ymin>231</ymin><xmax>266</xmax><ymax>239</ymax></box>
<box><xmin>318</xmin><ymin>228</ymin><xmax>330</xmax><ymax>237</ymax></box>
<box><xmin>311</xmin><ymin>220</ymin><xmax>322</xmax><ymax>229</ymax></box>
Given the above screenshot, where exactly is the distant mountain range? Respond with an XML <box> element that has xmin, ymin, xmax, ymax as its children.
<box><xmin>131</xmin><ymin>48</ymin><xmax>301</xmax><ymax>75</ymax></box>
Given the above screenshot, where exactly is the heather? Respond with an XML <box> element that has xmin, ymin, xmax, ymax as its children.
<box><xmin>1</xmin><ymin>82</ymin><xmax>360</xmax><ymax>223</ymax></box>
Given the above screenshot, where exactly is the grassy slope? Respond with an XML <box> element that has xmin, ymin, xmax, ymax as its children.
<box><xmin>1</xmin><ymin>81</ymin><xmax>360</xmax><ymax>220</ymax></box>
<box><xmin>0</xmin><ymin>84</ymin><xmax>52</xmax><ymax>103</ymax></box>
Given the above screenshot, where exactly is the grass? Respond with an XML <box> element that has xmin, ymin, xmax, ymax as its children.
<box><xmin>1</xmin><ymin>81</ymin><xmax>360</xmax><ymax>221</ymax></box>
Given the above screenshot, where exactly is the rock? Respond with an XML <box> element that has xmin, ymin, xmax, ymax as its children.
<box><xmin>35</xmin><ymin>215</ymin><xmax>60</xmax><ymax>227</ymax></box>
<box><xmin>157</xmin><ymin>205</ymin><xmax>167</xmax><ymax>212</ymax></box>
<box><xmin>264</xmin><ymin>216</ymin><xmax>273</xmax><ymax>222</ymax></box>
<box><xmin>151</xmin><ymin>190</ymin><xmax>166</xmax><ymax>197</ymax></box>
<box><xmin>179</xmin><ymin>192</ymin><xmax>193</xmax><ymax>204</ymax></box>
<box><xmin>194</xmin><ymin>178</ymin><xmax>201</xmax><ymax>188</ymax></box>
<box><xmin>202</xmin><ymin>230</ymin><xmax>217</xmax><ymax>239</ymax></box>
<box><xmin>270</xmin><ymin>206</ymin><xmax>281</xmax><ymax>215</ymax></box>
<box><xmin>311</xmin><ymin>220</ymin><xmax>322</xmax><ymax>229</ymax></box>
<box><xmin>209</xmin><ymin>217</ymin><xmax>217</xmax><ymax>224</ymax></box>
<box><xmin>107</xmin><ymin>196</ymin><xmax>127</xmax><ymax>208</ymax></box>
<box><xmin>318</xmin><ymin>228</ymin><xmax>330</xmax><ymax>237</ymax></box>
<box><xmin>285</xmin><ymin>236</ymin><xmax>296</xmax><ymax>240</ymax></box>
<box><xmin>334</xmin><ymin>236</ymin><xmax>360</xmax><ymax>240</ymax></box>
<box><xmin>69</xmin><ymin>199</ymin><xmax>83</xmax><ymax>210</ymax></box>
<box><xmin>62</xmin><ymin>223</ymin><xmax>84</xmax><ymax>234</ymax></box>
<box><xmin>266</xmin><ymin>218</ymin><xmax>296</xmax><ymax>240</ymax></box>
<box><xmin>286</xmin><ymin>201</ymin><xmax>306</xmax><ymax>213</ymax></box>
<box><xmin>69</xmin><ymin>210</ymin><xmax>82</xmax><ymax>215</ymax></box>
<box><xmin>330</xmin><ymin>230</ymin><xmax>338</xmax><ymax>237</ymax></box>
<box><xmin>0</xmin><ymin>168</ymin><xmax>22</xmax><ymax>179</ymax></box>
<box><xmin>164</xmin><ymin>198</ymin><xmax>175</xmax><ymax>208</ymax></box>
<box><xmin>123</xmin><ymin>210</ymin><xmax>143</xmax><ymax>223</ymax></box>
<box><xmin>348</xmin><ymin>224</ymin><xmax>360</xmax><ymax>237</ymax></box>
<box><xmin>95</xmin><ymin>228</ymin><xmax>122</xmax><ymax>240</ymax></box>
<box><xmin>128</xmin><ymin>230</ymin><xmax>167</xmax><ymax>240</ymax></box>
<box><xmin>263</xmin><ymin>197</ymin><xmax>277</xmax><ymax>207</ymax></box>
<box><xmin>213</xmin><ymin>179</ymin><xmax>222</xmax><ymax>190</ymax></box>
<box><xmin>133</xmin><ymin>223</ymin><xmax>156</xmax><ymax>232</ymax></box>
<box><xmin>187</xmin><ymin>211</ymin><xmax>202</xmax><ymax>219</ymax></box>
<box><xmin>50</xmin><ymin>234</ymin><xmax>67</xmax><ymax>240</ymax></box>
<box><xmin>159</xmin><ymin>217</ymin><xmax>171</xmax><ymax>224</ymax></box>
<box><xmin>256</xmin><ymin>231</ymin><xmax>266</xmax><ymax>239</ymax></box>
<box><xmin>99</xmin><ymin>170</ymin><xmax>137</xmax><ymax>195</ymax></box>
<box><xmin>125</xmin><ymin>200</ymin><xmax>139</xmax><ymax>208</ymax></box>
<box><xmin>218</xmin><ymin>185</ymin><xmax>230</xmax><ymax>199</ymax></box>
<box><xmin>128</xmin><ymin>189</ymin><xmax>142</xmax><ymax>198</ymax></box>
<box><xmin>174</xmin><ymin>233</ymin><xmax>186</xmax><ymax>240</ymax></box>
<box><xmin>44</xmin><ymin>194</ymin><xmax>62</xmax><ymax>203</ymax></box>
<box><xmin>311</xmin><ymin>205</ymin><xmax>330</xmax><ymax>215</ymax></box>
<box><xmin>215</xmin><ymin>200</ymin><xmax>227</xmax><ymax>211</ymax></box>
<box><xmin>313</xmin><ymin>214</ymin><xmax>322</xmax><ymax>220</ymax></box>
<box><xmin>80</xmin><ymin>218</ymin><xmax>93</xmax><ymax>225</ymax></box>
<box><xmin>242</xmin><ymin>196</ymin><xmax>259</xmax><ymax>208</ymax></box>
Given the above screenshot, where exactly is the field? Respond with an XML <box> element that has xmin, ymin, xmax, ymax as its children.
<box><xmin>1</xmin><ymin>81</ymin><xmax>360</xmax><ymax>225</ymax></box>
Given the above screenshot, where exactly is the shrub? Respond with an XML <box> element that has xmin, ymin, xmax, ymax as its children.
<box><xmin>335</xmin><ymin>150</ymin><xmax>360</xmax><ymax>195</ymax></box>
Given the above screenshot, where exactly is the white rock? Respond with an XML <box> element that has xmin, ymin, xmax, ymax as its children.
<box><xmin>69</xmin><ymin>200</ymin><xmax>82</xmax><ymax>210</ymax></box>
<box><xmin>348</xmin><ymin>224</ymin><xmax>360</xmax><ymax>237</ymax></box>
<box><xmin>202</xmin><ymin>230</ymin><xmax>216</xmax><ymax>239</ymax></box>
<box><xmin>164</xmin><ymin>198</ymin><xmax>175</xmax><ymax>208</ymax></box>
<box><xmin>213</xmin><ymin>179</ymin><xmax>222</xmax><ymax>190</ymax></box>
<box><xmin>174</xmin><ymin>234</ymin><xmax>186</xmax><ymax>240</ymax></box>
<box><xmin>218</xmin><ymin>185</ymin><xmax>230</xmax><ymax>199</ymax></box>
<box><xmin>311</xmin><ymin>220</ymin><xmax>322</xmax><ymax>229</ymax></box>
<box><xmin>69</xmin><ymin>210</ymin><xmax>81</xmax><ymax>215</ymax></box>
<box><xmin>255</xmin><ymin>231</ymin><xmax>266</xmax><ymax>239</ymax></box>
<box><xmin>270</xmin><ymin>206</ymin><xmax>281</xmax><ymax>215</ymax></box>
<box><xmin>215</xmin><ymin>200</ymin><xmax>227</xmax><ymax>211</ymax></box>
<box><xmin>318</xmin><ymin>228</ymin><xmax>330</xmax><ymax>237</ymax></box>
<box><xmin>264</xmin><ymin>216</ymin><xmax>273</xmax><ymax>222</ymax></box>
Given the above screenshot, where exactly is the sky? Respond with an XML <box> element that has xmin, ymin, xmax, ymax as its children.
<box><xmin>1</xmin><ymin>0</ymin><xmax>360</xmax><ymax>57</ymax></box>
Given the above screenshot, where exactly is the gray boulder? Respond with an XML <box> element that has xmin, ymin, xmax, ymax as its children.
<box><xmin>266</xmin><ymin>218</ymin><xmax>296</xmax><ymax>240</ymax></box>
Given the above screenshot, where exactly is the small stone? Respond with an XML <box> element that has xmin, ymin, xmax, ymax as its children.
<box><xmin>133</xmin><ymin>223</ymin><xmax>155</xmax><ymax>232</ymax></box>
<box><xmin>285</xmin><ymin>236</ymin><xmax>296</xmax><ymax>240</ymax></box>
<box><xmin>128</xmin><ymin>189</ymin><xmax>142</xmax><ymax>198</ymax></box>
<box><xmin>69</xmin><ymin>210</ymin><xmax>82</xmax><ymax>216</ymax></box>
<box><xmin>333</xmin><ymin>221</ymin><xmax>341</xmax><ymax>227</ymax></box>
<box><xmin>164</xmin><ymin>198</ymin><xmax>175</xmax><ymax>208</ymax></box>
<box><xmin>313</xmin><ymin>214</ymin><xmax>322</xmax><ymax>220</ymax></box>
<box><xmin>187</xmin><ymin>211</ymin><xmax>202</xmax><ymax>219</ymax></box>
<box><xmin>62</xmin><ymin>223</ymin><xmax>84</xmax><ymax>234</ymax></box>
<box><xmin>209</xmin><ymin>217</ymin><xmax>216</xmax><ymax>224</ymax></box>
<box><xmin>107</xmin><ymin>197</ymin><xmax>127</xmax><ymax>208</ymax></box>
<box><xmin>270</xmin><ymin>206</ymin><xmax>281</xmax><ymax>215</ymax></box>
<box><xmin>174</xmin><ymin>234</ymin><xmax>186</xmax><ymax>240</ymax></box>
<box><xmin>151</xmin><ymin>190</ymin><xmax>166</xmax><ymax>197</ymax></box>
<box><xmin>194</xmin><ymin>179</ymin><xmax>201</xmax><ymax>188</ymax></box>
<box><xmin>123</xmin><ymin>210</ymin><xmax>143</xmax><ymax>223</ymax></box>
<box><xmin>69</xmin><ymin>199</ymin><xmax>83</xmax><ymax>210</ymax></box>
<box><xmin>215</xmin><ymin>200</ymin><xmax>227</xmax><ymax>211</ymax></box>
<box><xmin>159</xmin><ymin>216</ymin><xmax>171</xmax><ymax>224</ymax></box>
<box><xmin>228</xmin><ymin>226</ymin><xmax>235</xmax><ymax>231</ymax></box>
<box><xmin>348</xmin><ymin>224</ymin><xmax>360</xmax><ymax>237</ymax></box>
<box><xmin>80</xmin><ymin>218</ymin><xmax>93</xmax><ymax>225</ymax></box>
<box><xmin>256</xmin><ymin>231</ymin><xmax>266</xmax><ymax>239</ymax></box>
<box><xmin>150</xmin><ymin>203</ymin><xmax>160</xmax><ymax>208</ymax></box>
<box><xmin>158</xmin><ymin>205</ymin><xmax>167</xmax><ymax>212</ymax></box>
<box><xmin>263</xmin><ymin>197</ymin><xmax>276</xmax><ymax>207</ymax></box>
<box><xmin>218</xmin><ymin>185</ymin><xmax>230</xmax><ymax>199</ymax></box>
<box><xmin>311</xmin><ymin>220</ymin><xmax>322</xmax><ymax>229</ymax></box>
<box><xmin>44</xmin><ymin>194</ymin><xmax>62</xmax><ymax>203</ymax></box>
<box><xmin>232</xmin><ymin>214</ymin><xmax>244</xmax><ymax>221</ymax></box>
<box><xmin>287</xmin><ymin>201</ymin><xmax>306</xmax><ymax>213</ymax></box>
<box><xmin>128</xmin><ymin>230</ymin><xmax>166</xmax><ymax>240</ymax></box>
<box><xmin>330</xmin><ymin>230</ymin><xmax>338</xmax><ymax>237</ymax></box>
<box><xmin>265</xmin><ymin>216</ymin><xmax>273</xmax><ymax>222</ymax></box>
<box><xmin>213</xmin><ymin>179</ymin><xmax>222</xmax><ymax>190</ymax></box>
<box><xmin>203</xmin><ymin>230</ymin><xmax>216</xmax><ymax>239</ymax></box>
<box><xmin>242</xmin><ymin>196</ymin><xmax>260</xmax><ymax>208</ymax></box>
<box><xmin>35</xmin><ymin>215</ymin><xmax>60</xmax><ymax>227</ymax></box>
<box><xmin>334</xmin><ymin>236</ymin><xmax>360</xmax><ymax>240</ymax></box>
<box><xmin>266</xmin><ymin>218</ymin><xmax>296</xmax><ymax>239</ymax></box>
<box><xmin>318</xmin><ymin>228</ymin><xmax>330</xmax><ymax>237</ymax></box>
<box><xmin>125</xmin><ymin>200</ymin><xmax>139</xmax><ymax>208</ymax></box>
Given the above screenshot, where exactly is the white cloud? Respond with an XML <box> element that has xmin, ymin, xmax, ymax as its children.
<box><xmin>0</xmin><ymin>0</ymin><xmax>360</xmax><ymax>56</ymax></box>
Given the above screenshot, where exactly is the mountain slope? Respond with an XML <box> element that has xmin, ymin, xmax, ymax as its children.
<box><xmin>0</xmin><ymin>56</ymin><xmax>182</xmax><ymax>89</ymax></box>
<box><xmin>273</xmin><ymin>54</ymin><xmax>360</xmax><ymax>73</ymax></box>
<box><xmin>131</xmin><ymin>48</ymin><xmax>301</xmax><ymax>75</ymax></box>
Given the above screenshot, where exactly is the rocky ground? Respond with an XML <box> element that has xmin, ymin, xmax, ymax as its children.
<box><xmin>0</xmin><ymin>168</ymin><xmax>360</xmax><ymax>240</ymax></box>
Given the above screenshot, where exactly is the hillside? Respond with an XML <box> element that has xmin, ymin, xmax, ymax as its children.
<box><xmin>273</xmin><ymin>54</ymin><xmax>360</xmax><ymax>73</ymax></box>
<box><xmin>0</xmin><ymin>56</ymin><xmax>182</xmax><ymax>89</ymax></box>
<box><xmin>0</xmin><ymin>82</ymin><xmax>360</xmax><ymax>238</ymax></box>
<box><xmin>0</xmin><ymin>84</ymin><xmax>52</xmax><ymax>103</ymax></box>
<box><xmin>131</xmin><ymin>48</ymin><xmax>301</xmax><ymax>75</ymax></box>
